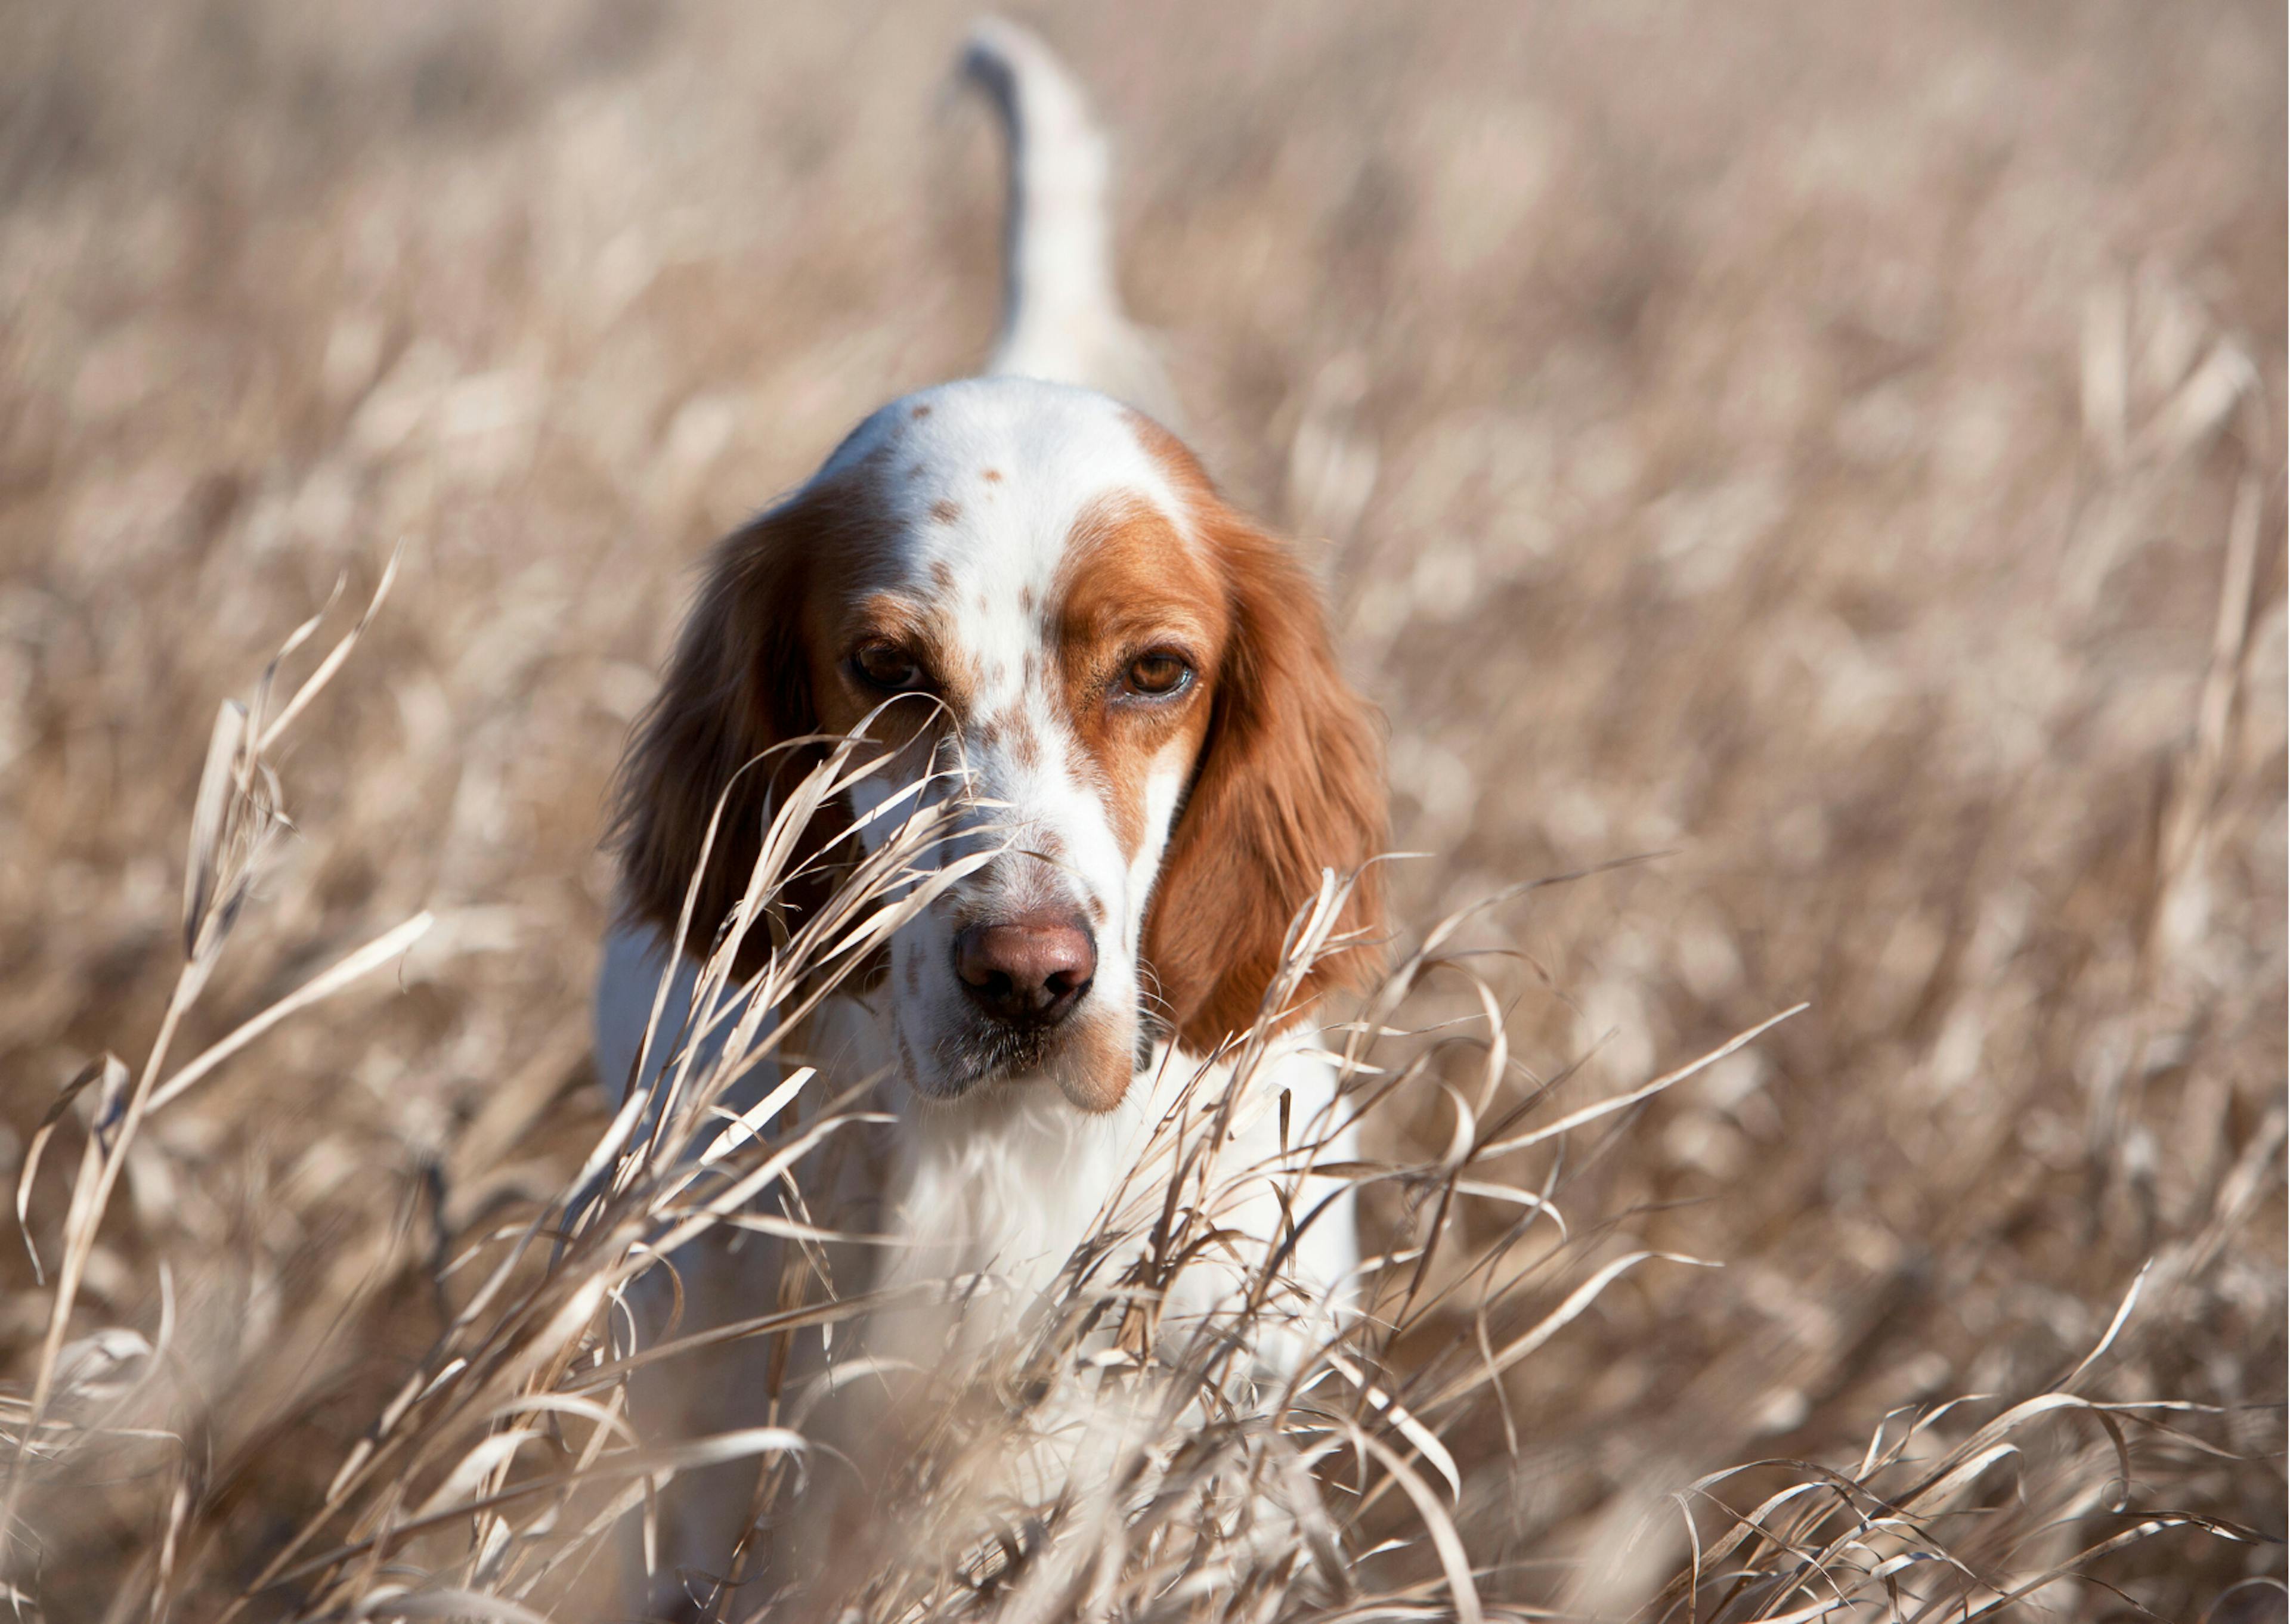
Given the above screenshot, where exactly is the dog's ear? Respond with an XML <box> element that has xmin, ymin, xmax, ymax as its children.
<box><xmin>611</xmin><ymin>494</ymin><xmax>838</xmax><ymax>972</ymax></box>
<box><xmin>1143</xmin><ymin>505</ymin><xmax>1387</xmax><ymax>1053</ymax></box>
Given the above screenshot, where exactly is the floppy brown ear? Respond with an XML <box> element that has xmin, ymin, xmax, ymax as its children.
<box><xmin>610</xmin><ymin>497</ymin><xmax>835</xmax><ymax>973</ymax></box>
<box><xmin>1142</xmin><ymin>509</ymin><xmax>1387</xmax><ymax>1054</ymax></box>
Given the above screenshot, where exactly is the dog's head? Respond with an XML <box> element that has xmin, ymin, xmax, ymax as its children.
<box><xmin>613</xmin><ymin>376</ymin><xmax>1384</xmax><ymax>1113</ymax></box>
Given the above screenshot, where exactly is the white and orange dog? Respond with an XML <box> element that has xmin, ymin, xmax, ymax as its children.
<box><xmin>593</xmin><ymin>20</ymin><xmax>1385</xmax><ymax>1611</ymax></box>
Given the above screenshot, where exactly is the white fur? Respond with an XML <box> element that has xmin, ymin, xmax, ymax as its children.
<box><xmin>963</xmin><ymin>18</ymin><xmax>1182</xmax><ymax>424</ymax></box>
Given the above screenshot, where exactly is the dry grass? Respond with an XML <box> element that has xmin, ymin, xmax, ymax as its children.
<box><xmin>1</xmin><ymin>2</ymin><xmax>2283</xmax><ymax>1619</ymax></box>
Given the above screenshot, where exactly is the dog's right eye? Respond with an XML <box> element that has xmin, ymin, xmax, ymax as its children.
<box><xmin>852</xmin><ymin>643</ymin><xmax>925</xmax><ymax>691</ymax></box>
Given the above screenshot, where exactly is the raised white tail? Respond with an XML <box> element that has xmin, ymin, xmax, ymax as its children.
<box><xmin>961</xmin><ymin>18</ymin><xmax>1180</xmax><ymax>423</ymax></box>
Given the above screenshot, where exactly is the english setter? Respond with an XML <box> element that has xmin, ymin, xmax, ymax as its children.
<box><xmin>593</xmin><ymin>19</ymin><xmax>1385</xmax><ymax>1613</ymax></box>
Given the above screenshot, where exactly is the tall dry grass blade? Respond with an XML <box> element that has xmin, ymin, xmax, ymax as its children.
<box><xmin>1476</xmin><ymin>1005</ymin><xmax>1807</xmax><ymax>1160</ymax></box>
<box><xmin>2055</xmin><ymin>1260</ymin><xmax>2150</xmax><ymax>1397</ymax></box>
<box><xmin>181</xmin><ymin>699</ymin><xmax>247</xmax><ymax>954</ymax></box>
<box><xmin>255</xmin><ymin>543</ymin><xmax>402</xmax><ymax>753</ymax></box>
<box><xmin>1425</xmin><ymin>1250</ymin><xmax>1716</xmax><ymax>1409</ymax></box>
<box><xmin>147</xmin><ymin>913</ymin><xmax>433</xmax><ymax>1112</ymax></box>
<box><xmin>1339</xmin><ymin>1420</ymin><xmax>1485</xmax><ymax>1624</ymax></box>
<box><xmin>277</xmin><ymin>1428</ymin><xmax>810</xmax><ymax>1588</ymax></box>
<box><xmin>13</xmin><ymin>1054</ymin><xmax>124</xmax><ymax>1287</ymax></box>
<box><xmin>353</xmin><ymin>1588</ymin><xmax>555</xmax><ymax>1624</ymax></box>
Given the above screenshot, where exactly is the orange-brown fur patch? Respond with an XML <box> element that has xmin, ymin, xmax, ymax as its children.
<box><xmin>1050</xmin><ymin>495</ymin><xmax>1223</xmax><ymax>861</ymax></box>
<box><xmin>1062</xmin><ymin>1014</ymin><xmax>1137</xmax><ymax>1113</ymax></box>
<box><xmin>1122</xmin><ymin>415</ymin><xmax>1389</xmax><ymax>1052</ymax></box>
<box><xmin>611</xmin><ymin>477</ymin><xmax>977</xmax><ymax>977</ymax></box>
<box><xmin>813</xmin><ymin>591</ymin><xmax>977</xmax><ymax>742</ymax></box>
<box><xmin>930</xmin><ymin>499</ymin><xmax>961</xmax><ymax>524</ymax></box>
<box><xmin>611</xmin><ymin>477</ymin><xmax>902</xmax><ymax>976</ymax></box>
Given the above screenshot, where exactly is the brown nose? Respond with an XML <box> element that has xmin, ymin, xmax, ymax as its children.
<box><xmin>954</xmin><ymin>913</ymin><xmax>1096</xmax><ymax>1028</ymax></box>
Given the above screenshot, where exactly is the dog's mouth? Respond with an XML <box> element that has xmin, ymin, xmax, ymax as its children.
<box><xmin>912</xmin><ymin>1005</ymin><xmax>1138</xmax><ymax>1113</ymax></box>
<box><xmin>931</xmin><ymin>1019</ymin><xmax>1063</xmax><ymax>1095</ymax></box>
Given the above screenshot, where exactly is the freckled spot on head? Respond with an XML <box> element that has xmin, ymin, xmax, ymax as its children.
<box><xmin>1008</xmin><ymin>720</ymin><xmax>1040</xmax><ymax>771</ymax></box>
<box><xmin>1086</xmin><ymin>895</ymin><xmax>1107</xmax><ymax>925</ymax></box>
<box><xmin>1018</xmin><ymin>586</ymin><xmax>1035</xmax><ymax>613</ymax></box>
<box><xmin>907</xmin><ymin>461</ymin><xmax>926</xmax><ymax>481</ymax></box>
<box><xmin>910</xmin><ymin>403</ymin><xmax>932</xmax><ymax>420</ymax></box>
<box><xmin>930</xmin><ymin>560</ymin><xmax>956</xmax><ymax>593</ymax></box>
<box><xmin>981</xmin><ymin>469</ymin><xmax>1002</xmax><ymax>484</ymax></box>
<box><xmin>930</xmin><ymin>498</ymin><xmax>961</xmax><ymax>525</ymax></box>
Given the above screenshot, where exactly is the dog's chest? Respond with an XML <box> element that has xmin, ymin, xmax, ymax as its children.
<box><xmin>807</xmin><ymin>994</ymin><xmax>1360</xmax><ymax>1344</ymax></box>
<box><xmin>811</xmin><ymin>994</ymin><xmax>1165</xmax><ymax>1296</ymax></box>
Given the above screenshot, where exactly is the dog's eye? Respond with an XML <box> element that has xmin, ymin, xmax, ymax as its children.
<box><xmin>852</xmin><ymin>643</ymin><xmax>925</xmax><ymax>691</ymax></box>
<box><xmin>1123</xmin><ymin>652</ymin><xmax>1193</xmax><ymax>698</ymax></box>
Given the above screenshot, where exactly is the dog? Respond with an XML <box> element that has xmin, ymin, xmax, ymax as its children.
<box><xmin>592</xmin><ymin>20</ymin><xmax>1387</xmax><ymax>1614</ymax></box>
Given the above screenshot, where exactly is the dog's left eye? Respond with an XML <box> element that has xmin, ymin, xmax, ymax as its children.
<box><xmin>1122</xmin><ymin>652</ymin><xmax>1193</xmax><ymax>698</ymax></box>
<box><xmin>852</xmin><ymin>643</ymin><xmax>926</xmax><ymax>691</ymax></box>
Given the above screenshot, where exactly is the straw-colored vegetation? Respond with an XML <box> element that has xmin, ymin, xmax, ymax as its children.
<box><xmin>1</xmin><ymin>4</ymin><xmax>2282</xmax><ymax>1620</ymax></box>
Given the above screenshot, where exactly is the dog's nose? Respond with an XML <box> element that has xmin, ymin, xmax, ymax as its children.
<box><xmin>954</xmin><ymin>913</ymin><xmax>1096</xmax><ymax>1027</ymax></box>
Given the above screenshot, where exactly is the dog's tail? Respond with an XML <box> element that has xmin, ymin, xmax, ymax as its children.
<box><xmin>960</xmin><ymin>18</ymin><xmax>1180</xmax><ymax>423</ymax></box>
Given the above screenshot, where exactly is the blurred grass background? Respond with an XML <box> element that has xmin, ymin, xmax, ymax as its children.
<box><xmin>1</xmin><ymin>1</ymin><xmax>2282</xmax><ymax>1616</ymax></box>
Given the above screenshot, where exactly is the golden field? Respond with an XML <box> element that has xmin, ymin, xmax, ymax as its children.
<box><xmin>1</xmin><ymin>3</ymin><xmax>2282</xmax><ymax>1618</ymax></box>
